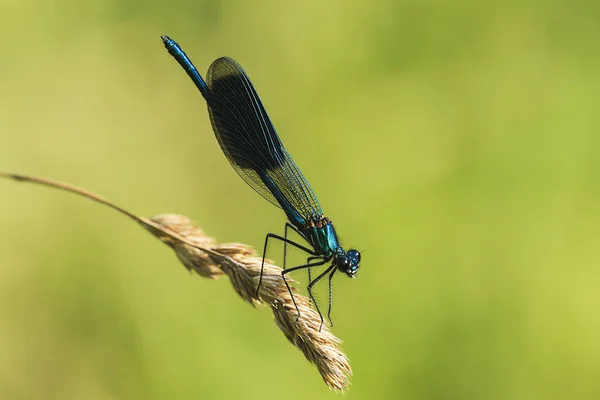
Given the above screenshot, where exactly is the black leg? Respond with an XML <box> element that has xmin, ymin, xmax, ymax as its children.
<box><xmin>307</xmin><ymin>264</ymin><xmax>336</xmax><ymax>331</ymax></box>
<box><xmin>285</xmin><ymin>223</ymin><xmax>317</xmax><ymax>286</ymax></box>
<box><xmin>283</xmin><ymin>222</ymin><xmax>303</xmax><ymax>270</ymax></box>
<box><xmin>281</xmin><ymin>258</ymin><xmax>327</xmax><ymax>321</ymax></box>
<box><xmin>282</xmin><ymin>257</ymin><xmax>326</xmax><ymax>275</ymax></box>
<box><xmin>327</xmin><ymin>268</ymin><xmax>337</xmax><ymax>327</ymax></box>
<box><xmin>256</xmin><ymin>233</ymin><xmax>317</xmax><ymax>296</ymax></box>
<box><xmin>306</xmin><ymin>256</ymin><xmax>323</xmax><ymax>302</ymax></box>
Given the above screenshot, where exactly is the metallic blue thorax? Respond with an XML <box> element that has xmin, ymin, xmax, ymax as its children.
<box><xmin>298</xmin><ymin>217</ymin><xmax>340</xmax><ymax>258</ymax></box>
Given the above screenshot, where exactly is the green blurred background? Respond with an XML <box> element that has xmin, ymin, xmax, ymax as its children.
<box><xmin>1</xmin><ymin>0</ymin><xmax>600</xmax><ymax>399</ymax></box>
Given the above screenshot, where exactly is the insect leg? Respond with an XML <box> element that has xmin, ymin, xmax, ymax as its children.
<box><xmin>281</xmin><ymin>258</ymin><xmax>327</xmax><ymax>321</ymax></box>
<box><xmin>307</xmin><ymin>264</ymin><xmax>337</xmax><ymax>331</ymax></box>
<box><xmin>327</xmin><ymin>268</ymin><xmax>337</xmax><ymax>327</ymax></box>
<box><xmin>283</xmin><ymin>222</ymin><xmax>303</xmax><ymax>270</ymax></box>
<box><xmin>305</xmin><ymin>256</ymin><xmax>323</xmax><ymax>302</ymax></box>
<box><xmin>256</xmin><ymin>233</ymin><xmax>317</xmax><ymax>296</ymax></box>
<box><xmin>284</xmin><ymin>222</ymin><xmax>317</xmax><ymax>286</ymax></box>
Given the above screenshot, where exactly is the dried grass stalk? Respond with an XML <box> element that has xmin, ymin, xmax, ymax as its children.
<box><xmin>0</xmin><ymin>171</ymin><xmax>352</xmax><ymax>392</ymax></box>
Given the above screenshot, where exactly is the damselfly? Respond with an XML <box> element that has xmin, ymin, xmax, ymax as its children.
<box><xmin>161</xmin><ymin>36</ymin><xmax>361</xmax><ymax>329</ymax></box>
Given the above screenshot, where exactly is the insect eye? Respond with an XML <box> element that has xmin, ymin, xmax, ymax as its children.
<box><xmin>348</xmin><ymin>249</ymin><xmax>361</xmax><ymax>263</ymax></box>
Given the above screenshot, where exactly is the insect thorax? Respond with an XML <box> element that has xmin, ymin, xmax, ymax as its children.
<box><xmin>301</xmin><ymin>216</ymin><xmax>340</xmax><ymax>257</ymax></box>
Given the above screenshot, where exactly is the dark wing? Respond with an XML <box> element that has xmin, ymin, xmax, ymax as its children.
<box><xmin>205</xmin><ymin>57</ymin><xmax>323</xmax><ymax>224</ymax></box>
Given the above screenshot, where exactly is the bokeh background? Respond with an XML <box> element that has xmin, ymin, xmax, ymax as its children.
<box><xmin>1</xmin><ymin>0</ymin><xmax>600</xmax><ymax>399</ymax></box>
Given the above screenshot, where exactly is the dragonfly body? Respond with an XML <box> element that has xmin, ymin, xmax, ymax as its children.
<box><xmin>162</xmin><ymin>35</ymin><xmax>360</xmax><ymax>327</ymax></box>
